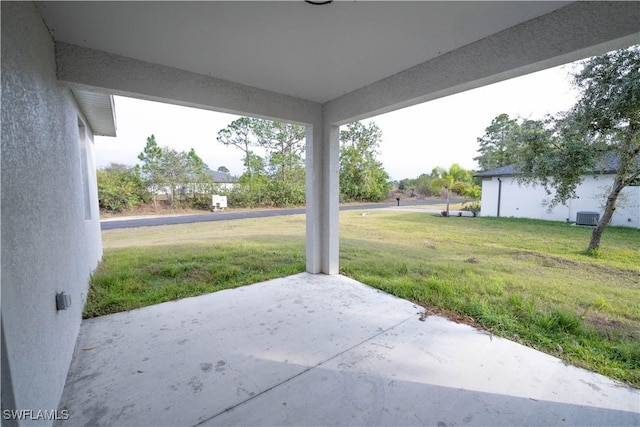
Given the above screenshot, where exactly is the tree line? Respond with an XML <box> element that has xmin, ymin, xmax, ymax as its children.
<box><xmin>97</xmin><ymin>120</ymin><xmax>392</xmax><ymax>211</ymax></box>
<box><xmin>214</xmin><ymin>118</ymin><xmax>393</xmax><ymax>206</ymax></box>
<box><xmin>97</xmin><ymin>135</ymin><xmax>218</xmax><ymax>212</ymax></box>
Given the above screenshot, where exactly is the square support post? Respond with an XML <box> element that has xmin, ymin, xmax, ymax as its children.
<box><xmin>305</xmin><ymin>121</ymin><xmax>340</xmax><ymax>274</ymax></box>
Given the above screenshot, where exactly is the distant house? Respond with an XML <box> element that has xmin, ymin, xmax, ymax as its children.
<box><xmin>159</xmin><ymin>170</ymin><xmax>239</xmax><ymax>200</ymax></box>
<box><xmin>475</xmin><ymin>162</ymin><xmax>640</xmax><ymax>229</ymax></box>
<box><xmin>206</xmin><ymin>169</ymin><xmax>239</xmax><ymax>190</ymax></box>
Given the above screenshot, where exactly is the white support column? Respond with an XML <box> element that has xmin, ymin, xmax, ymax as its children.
<box><xmin>322</xmin><ymin>122</ymin><xmax>340</xmax><ymax>274</ymax></box>
<box><xmin>305</xmin><ymin>124</ymin><xmax>322</xmax><ymax>274</ymax></box>
<box><xmin>305</xmin><ymin>120</ymin><xmax>340</xmax><ymax>275</ymax></box>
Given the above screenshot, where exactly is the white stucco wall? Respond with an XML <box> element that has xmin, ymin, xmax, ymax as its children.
<box><xmin>1</xmin><ymin>2</ymin><xmax>103</xmax><ymax>423</ymax></box>
<box><xmin>480</xmin><ymin>175</ymin><xmax>640</xmax><ymax>228</ymax></box>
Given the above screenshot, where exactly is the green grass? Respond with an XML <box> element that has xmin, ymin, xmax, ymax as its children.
<box><xmin>89</xmin><ymin>211</ymin><xmax>640</xmax><ymax>387</ymax></box>
<box><xmin>85</xmin><ymin>216</ymin><xmax>306</xmax><ymax>317</ymax></box>
<box><xmin>402</xmin><ymin>202</ymin><xmax>466</xmax><ymax>211</ymax></box>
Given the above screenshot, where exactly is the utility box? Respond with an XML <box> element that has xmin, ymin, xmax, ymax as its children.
<box><xmin>211</xmin><ymin>195</ymin><xmax>227</xmax><ymax>212</ymax></box>
<box><xmin>576</xmin><ymin>211</ymin><xmax>600</xmax><ymax>226</ymax></box>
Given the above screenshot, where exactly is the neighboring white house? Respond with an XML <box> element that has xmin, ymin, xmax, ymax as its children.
<box><xmin>476</xmin><ymin>164</ymin><xmax>640</xmax><ymax>228</ymax></box>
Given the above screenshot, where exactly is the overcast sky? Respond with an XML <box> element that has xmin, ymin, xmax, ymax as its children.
<box><xmin>94</xmin><ymin>63</ymin><xmax>580</xmax><ymax>180</ymax></box>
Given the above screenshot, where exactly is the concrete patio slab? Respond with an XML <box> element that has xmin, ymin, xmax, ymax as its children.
<box><xmin>57</xmin><ymin>273</ymin><xmax>639</xmax><ymax>426</ymax></box>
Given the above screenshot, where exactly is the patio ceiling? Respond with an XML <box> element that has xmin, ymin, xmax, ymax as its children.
<box><xmin>35</xmin><ymin>1</ymin><xmax>640</xmax><ymax>125</ymax></box>
<box><xmin>36</xmin><ymin>1</ymin><xmax>574</xmax><ymax>104</ymax></box>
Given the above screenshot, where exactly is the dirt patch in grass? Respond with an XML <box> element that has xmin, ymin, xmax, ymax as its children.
<box><xmin>422</xmin><ymin>239</ymin><xmax>437</xmax><ymax>249</ymax></box>
<box><xmin>420</xmin><ymin>305</ymin><xmax>485</xmax><ymax>330</ymax></box>
<box><xmin>511</xmin><ymin>251</ymin><xmax>579</xmax><ymax>267</ymax></box>
<box><xmin>585</xmin><ymin>265</ymin><xmax>640</xmax><ymax>289</ymax></box>
<box><xmin>582</xmin><ymin>313</ymin><xmax>639</xmax><ymax>339</ymax></box>
<box><xmin>510</xmin><ymin>251</ymin><xmax>638</xmax><ymax>288</ymax></box>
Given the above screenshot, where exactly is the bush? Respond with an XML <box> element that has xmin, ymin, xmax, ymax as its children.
<box><xmin>462</xmin><ymin>202</ymin><xmax>481</xmax><ymax>217</ymax></box>
<box><xmin>97</xmin><ymin>164</ymin><xmax>150</xmax><ymax>212</ymax></box>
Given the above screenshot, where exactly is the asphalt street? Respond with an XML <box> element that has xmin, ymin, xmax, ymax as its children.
<box><xmin>101</xmin><ymin>199</ymin><xmax>464</xmax><ymax>230</ymax></box>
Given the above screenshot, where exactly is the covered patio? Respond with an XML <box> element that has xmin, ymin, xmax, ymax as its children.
<box><xmin>35</xmin><ymin>1</ymin><xmax>640</xmax><ymax>276</ymax></box>
<box><xmin>3</xmin><ymin>2</ymin><xmax>640</xmax><ymax>425</ymax></box>
<box><xmin>58</xmin><ymin>274</ymin><xmax>639</xmax><ymax>426</ymax></box>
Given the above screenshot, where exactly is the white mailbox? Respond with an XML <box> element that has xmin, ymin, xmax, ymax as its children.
<box><xmin>211</xmin><ymin>195</ymin><xmax>227</xmax><ymax>211</ymax></box>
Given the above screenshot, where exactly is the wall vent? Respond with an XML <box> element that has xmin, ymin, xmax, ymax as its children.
<box><xmin>576</xmin><ymin>211</ymin><xmax>600</xmax><ymax>226</ymax></box>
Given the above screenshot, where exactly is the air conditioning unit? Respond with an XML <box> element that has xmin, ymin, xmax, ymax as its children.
<box><xmin>576</xmin><ymin>211</ymin><xmax>600</xmax><ymax>226</ymax></box>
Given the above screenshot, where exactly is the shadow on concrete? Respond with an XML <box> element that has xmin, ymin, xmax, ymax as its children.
<box><xmin>209</xmin><ymin>365</ymin><xmax>640</xmax><ymax>426</ymax></box>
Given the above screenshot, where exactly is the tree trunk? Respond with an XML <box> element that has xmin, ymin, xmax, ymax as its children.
<box><xmin>244</xmin><ymin>142</ymin><xmax>252</xmax><ymax>177</ymax></box>
<box><xmin>446</xmin><ymin>186</ymin><xmax>450</xmax><ymax>216</ymax></box>
<box><xmin>588</xmin><ymin>177</ymin><xmax>625</xmax><ymax>251</ymax></box>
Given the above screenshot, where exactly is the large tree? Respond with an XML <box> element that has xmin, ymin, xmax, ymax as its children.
<box><xmin>254</xmin><ymin>120</ymin><xmax>306</xmax><ymax>183</ymax></box>
<box><xmin>474</xmin><ymin>113</ymin><xmax>521</xmax><ymax>171</ymax></box>
<box><xmin>138</xmin><ymin>136</ymin><xmax>212</xmax><ymax>208</ymax></box>
<box><xmin>155</xmin><ymin>147</ymin><xmax>212</xmax><ymax>206</ymax></box>
<box><xmin>184</xmin><ymin>148</ymin><xmax>215</xmax><ymax>204</ymax></box>
<box><xmin>339</xmin><ymin>121</ymin><xmax>391</xmax><ymax>202</ymax></box>
<box><xmin>216</xmin><ymin>117</ymin><xmax>261</xmax><ymax>177</ymax></box>
<box><xmin>215</xmin><ymin>118</ymin><xmax>307</xmax><ymax>206</ymax></box>
<box><xmin>156</xmin><ymin>148</ymin><xmax>188</xmax><ymax>206</ymax></box>
<box><xmin>517</xmin><ymin>46</ymin><xmax>640</xmax><ymax>251</ymax></box>
<box><xmin>137</xmin><ymin>134</ymin><xmax>163</xmax><ymax>208</ymax></box>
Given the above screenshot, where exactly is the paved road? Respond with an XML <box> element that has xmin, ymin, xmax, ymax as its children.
<box><xmin>101</xmin><ymin>198</ymin><xmax>465</xmax><ymax>230</ymax></box>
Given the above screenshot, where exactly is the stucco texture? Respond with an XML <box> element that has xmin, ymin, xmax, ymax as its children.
<box><xmin>1</xmin><ymin>2</ymin><xmax>102</xmax><ymax>421</ymax></box>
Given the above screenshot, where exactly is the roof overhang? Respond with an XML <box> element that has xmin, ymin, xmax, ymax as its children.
<box><xmin>36</xmin><ymin>1</ymin><xmax>640</xmax><ymax>126</ymax></box>
<box><xmin>71</xmin><ymin>89</ymin><xmax>116</xmax><ymax>137</ymax></box>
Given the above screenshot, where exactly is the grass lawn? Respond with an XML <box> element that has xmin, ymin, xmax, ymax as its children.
<box><xmin>89</xmin><ymin>210</ymin><xmax>639</xmax><ymax>387</ymax></box>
